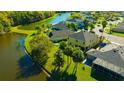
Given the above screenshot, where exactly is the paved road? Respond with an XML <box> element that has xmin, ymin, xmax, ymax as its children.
<box><xmin>93</xmin><ymin>25</ymin><xmax>124</xmax><ymax>45</ymax></box>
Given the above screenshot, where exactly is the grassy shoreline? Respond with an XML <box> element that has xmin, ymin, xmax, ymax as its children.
<box><xmin>10</xmin><ymin>26</ymin><xmax>36</xmax><ymax>35</ymax></box>
<box><xmin>10</xmin><ymin>14</ymin><xmax>58</xmax><ymax>35</ymax></box>
<box><xmin>17</xmin><ymin>14</ymin><xmax>58</xmax><ymax>30</ymax></box>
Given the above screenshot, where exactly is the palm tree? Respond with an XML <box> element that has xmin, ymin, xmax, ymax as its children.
<box><xmin>35</xmin><ymin>25</ymin><xmax>41</xmax><ymax>34</ymax></box>
<box><xmin>102</xmin><ymin>20</ymin><xmax>107</xmax><ymax>30</ymax></box>
<box><xmin>53</xmin><ymin>50</ymin><xmax>64</xmax><ymax>69</ymax></box>
<box><xmin>64</xmin><ymin>46</ymin><xmax>73</xmax><ymax>65</ymax></box>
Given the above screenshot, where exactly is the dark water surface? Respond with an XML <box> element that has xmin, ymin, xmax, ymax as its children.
<box><xmin>0</xmin><ymin>33</ymin><xmax>47</xmax><ymax>80</ymax></box>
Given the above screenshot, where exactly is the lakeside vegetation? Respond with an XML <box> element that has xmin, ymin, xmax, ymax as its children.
<box><xmin>17</xmin><ymin>14</ymin><xmax>57</xmax><ymax>30</ymax></box>
<box><xmin>0</xmin><ymin>11</ymin><xmax>56</xmax><ymax>34</ymax></box>
<box><xmin>11</xmin><ymin>26</ymin><xmax>36</xmax><ymax>35</ymax></box>
<box><xmin>10</xmin><ymin>14</ymin><xmax>57</xmax><ymax>35</ymax></box>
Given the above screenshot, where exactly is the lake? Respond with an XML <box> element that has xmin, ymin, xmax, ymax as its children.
<box><xmin>0</xmin><ymin>33</ymin><xmax>48</xmax><ymax>80</ymax></box>
<box><xmin>0</xmin><ymin>13</ymin><xmax>70</xmax><ymax>81</ymax></box>
<box><xmin>49</xmin><ymin>13</ymin><xmax>71</xmax><ymax>25</ymax></box>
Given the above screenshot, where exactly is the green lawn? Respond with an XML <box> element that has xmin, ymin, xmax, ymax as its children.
<box><xmin>10</xmin><ymin>14</ymin><xmax>58</xmax><ymax>35</ymax></box>
<box><xmin>17</xmin><ymin>14</ymin><xmax>58</xmax><ymax>30</ymax></box>
<box><xmin>41</xmin><ymin>44</ymin><xmax>96</xmax><ymax>81</ymax></box>
<box><xmin>11</xmin><ymin>26</ymin><xmax>36</xmax><ymax>35</ymax></box>
<box><xmin>112</xmin><ymin>32</ymin><xmax>124</xmax><ymax>37</ymax></box>
<box><xmin>24</xmin><ymin>34</ymin><xmax>34</xmax><ymax>53</ymax></box>
<box><xmin>61</xmin><ymin>54</ymin><xmax>96</xmax><ymax>81</ymax></box>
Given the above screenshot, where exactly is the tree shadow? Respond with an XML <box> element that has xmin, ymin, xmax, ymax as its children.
<box><xmin>16</xmin><ymin>55</ymin><xmax>42</xmax><ymax>80</ymax></box>
<box><xmin>90</xmin><ymin>69</ymin><xmax>115</xmax><ymax>81</ymax></box>
<box><xmin>47</xmin><ymin>63</ymin><xmax>77</xmax><ymax>81</ymax></box>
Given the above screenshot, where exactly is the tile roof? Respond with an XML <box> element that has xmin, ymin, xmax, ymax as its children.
<box><xmin>69</xmin><ymin>30</ymin><xmax>98</xmax><ymax>42</ymax></box>
<box><xmin>50</xmin><ymin>30</ymin><xmax>74</xmax><ymax>41</ymax></box>
<box><xmin>87</xmin><ymin>44</ymin><xmax>124</xmax><ymax>76</ymax></box>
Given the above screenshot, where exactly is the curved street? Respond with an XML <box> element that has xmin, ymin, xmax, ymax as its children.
<box><xmin>94</xmin><ymin>25</ymin><xmax>124</xmax><ymax>46</ymax></box>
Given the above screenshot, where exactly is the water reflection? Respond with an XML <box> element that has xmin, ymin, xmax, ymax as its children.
<box><xmin>0</xmin><ymin>33</ymin><xmax>47</xmax><ymax>80</ymax></box>
<box><xmin>16</xmin><ymin>55</ymin><xmax>42</xmax><ymax>80</ymax></box>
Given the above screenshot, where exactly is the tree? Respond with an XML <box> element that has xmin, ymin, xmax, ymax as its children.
<box><xmin>70</xmin><ymin>22</ymin><xmax>78</xmax><ymax>31</ymax></box>
<box><xmin>67</xmin><ymin>23</ymin><xmax>72</xmax><ymax>30</ymax></box>
<box><xmin>30</xmin><ymin>35</ymin><xmax>53</xmax><ymax>52</ymax></box>
<box><xmin>0</xmin><ymin>23</ymin><xmax>3</xmax><ymax>32</ymax></box>
<box><xmin>109</xmin><ymin>23</ymin><xmax>113</xmax><ymax>34</ymax></box>
<box><xmin>102</xmin><ymin>20</ymin><xmax>107</xmax><ymax>29</ymax></box>
<box><xmin>83</xmin><ymin>19</ymin><xmax>89</xmax><ymax>30</ymax></box>
<box><xmin>64</xmin><ymin>46</ymin><xmax>73</xmax><ymax>57</ymax></box>
<box><xmin>64</xmin><ymin>46</ymin><xmax>73</xmax><ymax>64</ymax></box>
<box><xmin>48</xmin><ymin>32</ymin><xmax>53</xmax><ymax>37</ymax></box>
<box><xmin>31</xmin><ymin>45</ymin><xmax>48</xmax><ymax>66</ymax></box>
<box><xmin>35</xmin><ymin>25</ymin><xmax>42</xmax><ymax>34</ymax></box>
<box><xmin>72</xmin><ymin>48</ymin><xmax>84</xmax><ymax>63</ymax></box>
<box><xmin>71</xmin><ymin>12</ymin><xmax>82</xmax><ymax>19</ymax></box>
<box><xmin>46</xmin><ymin>24</ymin><xmax>52</xmax><ymax>28</ymax></box>
<box><xmin>59</xmin><ymin>41</ymin><xmax>67</xmax><ymax>50</ymax></box>
<box><xmin>67</xmin><ymin>22</ymin><xmax>78</xmax><ymax>31</ymax></box>
<box><xmin>71</xmin><ymin>48</ymin><xmax>84</xmax><ymax>73</ymax></box>
<box><xmin>10</xmin><ymin>11</ymin><xmax>55</xmax><ymax>25</ymax></box>
<box><xmin>53</xmin><ymin>50</ymin><xmax>64</xmax><ymax>69</ymax></box>
<box><xmin>88</xmin><ymin>22</ymin><xmax>95</xmax><ymax>31</ymax></box>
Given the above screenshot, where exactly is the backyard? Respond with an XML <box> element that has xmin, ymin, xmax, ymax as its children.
<box><xmin>25</xmin><ymin>35</ymin><xmax>96</xmax><ymax>81</ymax></box>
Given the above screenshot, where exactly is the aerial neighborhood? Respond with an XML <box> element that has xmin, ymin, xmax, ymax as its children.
<box><xmin>46</xmin><ymin>12</ymin><xmax>124</xmax><ymax>80</ymax></box>
<box><xmin>0</xmin><ymin>11</ymin><xmax>124</xmax><ymax>81</ymax></box>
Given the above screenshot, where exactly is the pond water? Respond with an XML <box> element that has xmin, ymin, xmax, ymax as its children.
<box><xmin>49</xmin><ymin>13</ymin><xmax>71</xmax><ymax>25</ymax></box>
<box><xmin>0</xmin><ymin>13</ymin><xmax>70</xmax><ymax>81</ymax></box>
<box><xmin>0</xmin><ymin>33</ymin><xmax>47</xmax><ymax>80</ymax></box>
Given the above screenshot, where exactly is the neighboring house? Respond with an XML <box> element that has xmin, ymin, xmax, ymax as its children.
<box><xmin>87</xmin><ymin>44</ymin><xmax>124</xmax><ymax>80</ymax></box>
<box><xmin>49</xmin><ymin>30</ymin><xmax>74</xmax><ymax>42</ymax></box>
<box><xmin>51</xmin><ymin>21</ymin><xmax>69</xmax><ymax>31</ymax></box>
<box><xmin>112</xmin><ymin>22</ymin><xmax>124</xmax><ymax>33</ymax></box>
<box><xmin>68</xmin><ymin>30</ymin><xmax>100</xmax><ymax>49</ymax></box>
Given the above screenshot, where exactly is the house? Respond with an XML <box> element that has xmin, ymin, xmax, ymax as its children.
<box><xmin>49</xmin><ymin>30</ymin><xmax>74</xmax><ymax>42</ymax></box>
<box><xmin>87</xmin><ymin>44</ymin><xmax>124</xmax><ymax>80</ymax></box>
<box><xmin>51</xmin><ymin>21</ymin><xmax>69</xmax><ymax>31</ymax></box>
<box><xmin>112</xmin><ymin>22</ymin><xmax>124</xmax><ymax>33</ymax></box>
<box><xmin>68</xmin><ymin>30</ymin><xmax>100</xmax><ymax>49</ymax></box>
